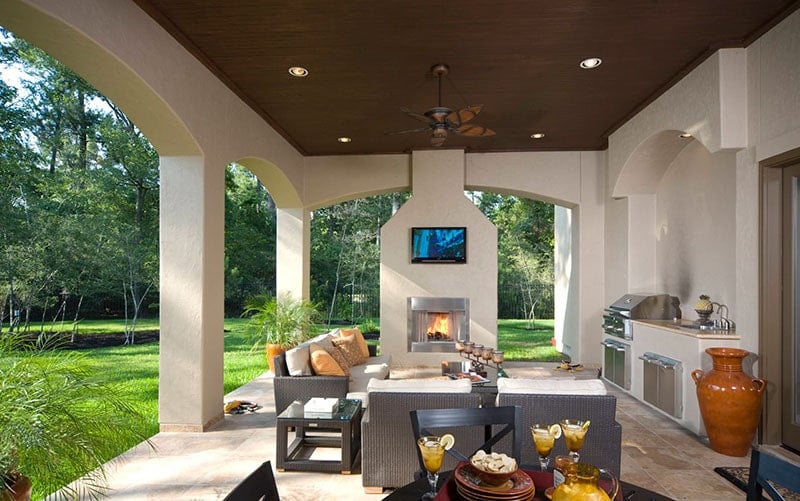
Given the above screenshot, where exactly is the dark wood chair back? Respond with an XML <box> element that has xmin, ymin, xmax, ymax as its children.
<box><xmin>410</xmin><ymin>406</ymin><xmax>522</xmax><ymax>473</ymax></box>
<box><xmin>746</xmin><ymin>447</ymin><xmax>800</xmax><ymax>501</ymax></box>
<box><xmin>223</xmin><ymin>460</ymin><xmax>280</xmax><ymax>501</ymax></box>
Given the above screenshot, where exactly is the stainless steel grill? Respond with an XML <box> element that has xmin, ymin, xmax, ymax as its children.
<box><xmin>602</xmin><ymin>293</ymin><xmax>681</xmax><ymax>340</ymax></box>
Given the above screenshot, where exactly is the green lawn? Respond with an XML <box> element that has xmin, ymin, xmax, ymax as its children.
<box><xmin>497</xmin><ymin>319</ymin><xmax>562</xmax><ymax>362</ymax></box>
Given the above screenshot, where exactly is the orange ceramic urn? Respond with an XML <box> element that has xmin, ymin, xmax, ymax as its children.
<box><xmin>691</xmin><ymin>347</ymin><xmax>766</xmax><ymax>456</ymax></box>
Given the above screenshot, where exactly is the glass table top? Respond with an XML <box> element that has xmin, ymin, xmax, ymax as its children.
<box><xmin>278</xmin><ymin>398</ymin><xmax>361</xmax><ymax>421</ymax></box>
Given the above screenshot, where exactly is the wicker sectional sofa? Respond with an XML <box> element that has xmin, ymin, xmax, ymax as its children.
<box><xmin>271</xmin><ymin>330</ymin><xmax>391</xmax><ymax>414</ymax></box>
<box><xmin>360</xmin><ymin>377</ymin><xmax>622</xmax><ymax>493</ymax></box>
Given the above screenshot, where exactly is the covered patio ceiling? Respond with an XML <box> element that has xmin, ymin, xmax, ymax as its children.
<box><xmin>133</xmin><ymin>1</ymin><xmax>798</xmax><ymax>157</ymax></box>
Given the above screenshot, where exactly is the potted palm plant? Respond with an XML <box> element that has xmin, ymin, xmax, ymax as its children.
<box><xmin>242</xmin><ymin>291</ymin><xmax>319</xmax><ymax>373</ymax></box>
<box><xmin>0</xmin><ymin>333</ymin><xmax>151</xmax><ymax>501</ymax></box>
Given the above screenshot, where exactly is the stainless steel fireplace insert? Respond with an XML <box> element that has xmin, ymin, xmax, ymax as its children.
<box><xmin>407</xmin><ymin>297</ymin><xmax>469</xmax><ymax>352</ymax></box>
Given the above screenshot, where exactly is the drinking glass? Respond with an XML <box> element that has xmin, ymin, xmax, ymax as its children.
<box><xmin>417</xmin><ymin>436</ymin><xmax>446</xmax><ymax>499</ymax></box>
<box><xmin>530</xmin><ymin>424</ymin><xmax>558</xmax><ymax>470</ymax></box>
<box><xmin>559</xmin><ymin>419</ymin><xmax>590</xmax><ymax>462</ymax></box>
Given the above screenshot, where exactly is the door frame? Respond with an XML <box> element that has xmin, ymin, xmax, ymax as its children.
<box><xmin>760</xmin><ymin>147</ymin><xmax>800</xmax><ymax>445</ymax></box>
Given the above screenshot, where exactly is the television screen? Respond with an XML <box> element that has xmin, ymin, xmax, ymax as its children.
<box><xmin>411</xmin><ymin>227</ymin><xmax>467</xmax><ymax>263</ymax></box>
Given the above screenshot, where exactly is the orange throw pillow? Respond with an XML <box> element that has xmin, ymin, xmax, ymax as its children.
<box><xmin>341</xmin><ymin>327</ymin><xmax>370</xmax><ymax>359</ymax></box>
<box><xmin>309</xmin><ymin>342</ymin><xmax>346</xmax><ymax>377</ymax></box>
<box><xmin>332</xmin><ymin>334</ymin><xmax>368</xmax><ymax>366</ymax></box>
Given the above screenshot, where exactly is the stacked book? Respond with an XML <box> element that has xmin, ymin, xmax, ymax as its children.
<box><xmin>303</xmin><ymin>397</ymin><xmax>339</xmax><ymax>418</ymax></box>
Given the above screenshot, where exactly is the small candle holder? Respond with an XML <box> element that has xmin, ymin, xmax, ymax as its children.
<box><xmin>457</xmin><ymin>344</ymin><xmax>508</xmax><ymax>378</ymax></box>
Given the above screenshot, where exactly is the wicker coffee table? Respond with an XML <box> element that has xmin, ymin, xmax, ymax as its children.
<box><xmin>276</xmin><ymin>398</ymin><xmax>362</xmax><ymax>474</ymax></box>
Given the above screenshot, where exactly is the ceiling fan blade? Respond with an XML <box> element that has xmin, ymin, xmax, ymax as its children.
<box><xmin>456</xmin><ymin>123</ymin><xmax>496</xmax><ymax>137</ymax></box>
<box><xmin>447</xmin><ymin>105</ymin><xmax>483</xmax><ymax>127</ymax></box>
<box><xmin>400</xmin><ymin>107</ymin><xmax>435</xmax><ymax>124</ymax></box>
<box><xmin>387</xmin><ymin>126</ymin><xmax>432</xmax><ymax>135</ymax></box>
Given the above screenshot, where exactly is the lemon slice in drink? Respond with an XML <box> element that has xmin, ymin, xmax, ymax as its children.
<box><xmin>581</xmin><ymin>420</ymin><xmax>591</xmax><ymax>431</ymax></box>
<box><xmin>440</xmin><ymin>433</ymin><xmax>455</xmax><ymax>450</ymax></box>
<box><xmin>549</xmin><ymin>424</ymin><xmax>562</xmax><ymax>439</ymax></box>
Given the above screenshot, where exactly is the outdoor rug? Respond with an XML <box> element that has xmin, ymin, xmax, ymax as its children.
<box><xmin>714</xmin><ymin>466</ymin><xmax>800</xmax><ymax>500</ymax></box>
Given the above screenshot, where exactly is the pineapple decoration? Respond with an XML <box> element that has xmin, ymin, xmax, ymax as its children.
<box><xmin>694</xmin><ymin>294</ymin><xmax>714</xmax><ymax>325</ymax></box>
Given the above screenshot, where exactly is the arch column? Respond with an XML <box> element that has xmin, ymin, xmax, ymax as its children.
<box><xmin>159</xmin><ymin>156</ymin><xmax>225</xmax><ymax>431</ymax></box>
<box><xmin>277</xmin><ymin>208</ymin><xmax>311</xmax><ymax>300</ymax></box>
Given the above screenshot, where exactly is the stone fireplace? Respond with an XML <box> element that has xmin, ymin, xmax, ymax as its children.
<box><xmin>407</xmin><ymin>297</ymin><xmax>469</xmax><ymax>352</ymax></box>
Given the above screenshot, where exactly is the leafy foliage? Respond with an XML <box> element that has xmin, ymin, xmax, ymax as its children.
<box><xmin>0</xmin><ymin>334</ymin><xmax>152</xmax><ymax>500</ymax></box>
<box><xmin>242</xmin><ymin>292</ymin><xmax>320</xmax><ymax>349</ymax></box>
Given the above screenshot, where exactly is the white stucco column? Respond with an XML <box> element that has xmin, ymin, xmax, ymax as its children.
<box><xmin>554</xmin><ymin>206</ymin><xmax>576</xmax><ymax>356</ymax></box>
<box><xmin>276</xmin><ymin>207</ymin><xmax>310</xmax><ymax>300</ymax></box>
<box><xmin>159</xmin><ymin>156</ymin><xmax>225</xmax><ymax>432</ymax></box>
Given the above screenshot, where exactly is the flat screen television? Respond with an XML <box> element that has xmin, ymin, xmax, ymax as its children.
<box><xmin>411</xmin><ymin>227</ymin><xmax>467</xmax><ymax>263</ymax></box>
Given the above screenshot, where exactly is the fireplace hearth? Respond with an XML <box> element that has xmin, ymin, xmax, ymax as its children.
<box><xmin>408</xmin><ymin>297</ymin><xmax>469</xmax><ymax>352</ymax></box>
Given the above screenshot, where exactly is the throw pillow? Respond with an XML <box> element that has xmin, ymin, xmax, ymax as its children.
<box><xmin>332</xmin><ymin>334</ymin><xmax>367</xmax><ymax>366</ymax></box>
<box><xmin>325</xmin><ymin>343</ymin><xmax>352</xmax><ymax>378</ymax></box>
<box><xmin>341</xmin><ymin>327</ymin><xmax>370</xmax><ymax>359</ymax></box>
<box><xmin>309</xmin><ymin>342</ymin><xmax>346</xmax><ymax>377</ymax></box>
<box><xmin>285</xmin><ymin>343</ymin><xmax>313</xmax><ymax>376</ymax></box>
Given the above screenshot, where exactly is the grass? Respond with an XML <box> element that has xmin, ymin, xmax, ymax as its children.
<box><xmin>497</xmin><ymin>318</ymin><xmax>562</xmax><ymax>362</ymax></box>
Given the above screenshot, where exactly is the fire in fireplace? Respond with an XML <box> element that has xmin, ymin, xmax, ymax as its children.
<box><xmin>426</xmin><ymin>313</ymin><xmax>452</xmax><ymax>340</ymax></box>
<box><xmin>408</xmin><ymin>297</ymin><xmax>469</xmax><ymax>352</ymax></box>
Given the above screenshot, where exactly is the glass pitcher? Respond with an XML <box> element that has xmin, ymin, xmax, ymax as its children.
<box><xmin>552</xmin><ymin>462</ymin><xmax>619</xmax><ymax>501</ymax></box>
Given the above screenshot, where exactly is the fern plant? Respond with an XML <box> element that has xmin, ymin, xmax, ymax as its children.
<box><xmin>0</xmin><ymin>334</ymin><xmax>151</xmax><ymax>500</ymax></box>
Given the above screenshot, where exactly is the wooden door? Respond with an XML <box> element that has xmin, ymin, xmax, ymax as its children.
<box><xmin>782</xmin><ymin>162</ymin><xmax>800</xmax><ymax>452</ymax></box>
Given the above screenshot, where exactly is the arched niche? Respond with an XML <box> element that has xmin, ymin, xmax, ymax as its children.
<box><xmin>613</xmin><ymin>130</ymin><xmax>695</xmax><ymax>197</ymax></box>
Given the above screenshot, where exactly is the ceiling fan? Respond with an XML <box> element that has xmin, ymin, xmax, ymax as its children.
<box><xmin>390</xmin><ymin>63</ymin><xmax>496</xmax><ymax>147</ymax></box>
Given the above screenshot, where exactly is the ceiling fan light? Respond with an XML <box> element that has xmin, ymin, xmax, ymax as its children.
<box><xmin>432</xmin><ymin>126</ymin><xmax>448</xmax><ymax>139</ymax></box>
<box><xmin>337</xmin><ymin>136</ymin><xmax>352</xmax><ymax>143</ymax></box>
<box><xmin>530</xmin><ymin>133</ymin><xmax>545</xmax><ymax>139</ymax></box>
<box><xmin>580</xmin><ymin>57</ymin><xmax>602</xmax><ymax>69</ymax></box>
<box><xmin>288</xmin><ymin>66</ymin><xmax>309</xmax><ymax>77</ymax></box>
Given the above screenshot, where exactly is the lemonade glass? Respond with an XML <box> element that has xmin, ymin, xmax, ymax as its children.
<box><xmin>559</xmin><ymin>419</ymin><xmax>590</xmax><ymax>462</ymax></box>
<box><xmin>417</xmin><ymin>435</ymin><xmax>449</xmax><ymax>499</ymax></box>
<box><xmin>531</xmin><ymin>423</ymin><xmax>561</xmax><ymax>470</ymax></box>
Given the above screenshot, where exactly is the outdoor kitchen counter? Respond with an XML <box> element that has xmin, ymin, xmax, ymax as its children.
<box><xmin>626</xmin><ymin>320</ymin><xmax>741</xmax><ymax>437</ymax></box>
<box><xmin>632</xmin><ymin>319</ymin><xmax>741</xmax><ymax>340</ymax></box>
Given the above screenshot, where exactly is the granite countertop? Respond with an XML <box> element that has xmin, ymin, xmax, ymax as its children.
<box><xmin>632</xmin><ymin>319</ymin><xmax>741</xmax><ymax>339</ymax></box>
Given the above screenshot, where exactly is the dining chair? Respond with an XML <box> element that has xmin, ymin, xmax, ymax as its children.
<box><xmin>746</xmin><ymin>446</ymin><xmax>800</xmax><ymax>501</ymax></box>
<box><xmin>222</xmin><ymin>460</ymin><xmax>281</xmax><ymax>501</ymax></box>
<box><xmin>410</xmin><ymin>405</ymin><xmax>522</xmax><ymax>473</ymax></box>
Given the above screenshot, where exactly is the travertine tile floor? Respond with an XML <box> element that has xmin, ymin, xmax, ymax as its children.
<box><xmin>88</xmin><ymin>363</ymin><xmax>792</xmax><ymax>500</ymax></box>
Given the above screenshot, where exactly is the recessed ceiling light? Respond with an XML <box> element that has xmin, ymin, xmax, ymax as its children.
<box><xmin>579</xmin><ymin>58</ymin><xmax>602</xmax><ymax>69</ymax></box>
<box><xmin>530</xmin><ymin>133</ymin><xmax>546</xmax><ymax>139</ymax></box>
<box><xmin>288</xmin><ymin>66</ymin><xmax>309</xmax><ymax>77</ymax></box>
<box><xmin>337</xmin><ymin>137</ymin><xmax>352</xmax><ymax>143</ymax></box>
<box><xmin>679</xmin><ymin>132</ymin><xmax>692</xmax><ymax>138</ymax></box>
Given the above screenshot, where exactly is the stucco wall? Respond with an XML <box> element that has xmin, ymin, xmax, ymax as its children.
<box><xmin>607</xmin><ymin>9</ymin><xmax>800</xmax><ymax>362</ymax></box>
<box><xmin>380</xmin><ymin>150</ymin><xmax>497</xmax><ymax>367</ymax></box>
<box><xmin>654</xmin><ymin>142</ymin><xmax>737</xmax><ymax>318</ymax></box>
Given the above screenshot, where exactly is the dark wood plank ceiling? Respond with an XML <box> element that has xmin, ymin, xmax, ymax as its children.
<box><xmin>133</xmin><ymin>0</ymin><xmax>799</xmax><ymax>156</ymax></box>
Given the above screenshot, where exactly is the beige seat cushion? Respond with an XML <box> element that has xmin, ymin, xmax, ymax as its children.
<box><xmin>497</xmin><ymin>377</ymin><xmax>607</xmax><ymax>395</ymax></box>
<box><xmin>367</xmin><ymin>377</ymin><xmax>472</xmax><ymax>393</ymax></box>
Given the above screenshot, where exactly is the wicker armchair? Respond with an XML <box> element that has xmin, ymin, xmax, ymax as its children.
<box><xmin>361</xmin><ymin>391</ymin><xmax>481</xmax><ymax>493</ymax></box>
<box><xmin>497</xmin><ymin>393</ymin><xmax>622</xmax><ymax>476</ymax></box>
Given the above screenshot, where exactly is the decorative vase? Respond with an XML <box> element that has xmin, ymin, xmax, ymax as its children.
<box><xmin>265</xmin><ymin>344</ymin><xmax>287</xmax><ymax>374</ymax></box>
<box><xmin>1</xmin><ymin>475</ymin><xmax>32</xmax><ymax>501</ymax></box>
<box><xmin>691</xmin><ymin>347</ymin><xmax>766</xmax><ymax>456</ymax></box>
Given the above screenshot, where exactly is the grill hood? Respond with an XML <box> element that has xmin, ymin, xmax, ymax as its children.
<box><xmin>607</xmin><ymin>293</ymin><xmax>681</xmax><ymax>320</ymax></box>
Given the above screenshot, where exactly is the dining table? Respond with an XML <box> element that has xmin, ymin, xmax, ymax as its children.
<box><xmin>382</xmin><ymin>466</ymin><xmax>675</xmax><ymax>501</ymax></box>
